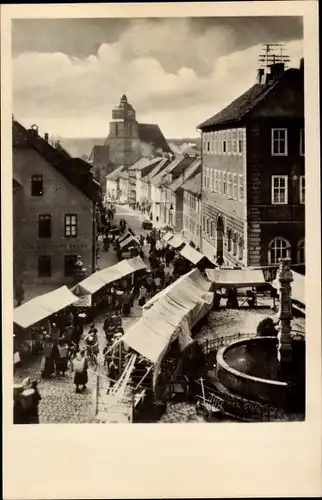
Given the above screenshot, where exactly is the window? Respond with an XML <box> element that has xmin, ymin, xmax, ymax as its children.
<box><xmin>227</xmin><ymin>130</ymin><xmax>231</xmax><ymax>154</ymax></box>
<box><xmin>222</xmin><ymin>131</ymin><xmax>227</xmax><ymax>154</ymax></box>
<box><xmin>65</xmin><ymin>214</ymin><xmax>78</xmax><ymax>237</ymax></box>
<box><xmin>232</xmin><ymin>233</ymin><xmax>237</xmax><ymax>256</ymax></box>
<box><xmin>38</xmin><ymin>255</ymin><xmax>51</xmax><ymax>277</ymax></box>
<box><xmin>232</xmin><ymin>129</ymin><xmax>237</xmax><ymax>155</ymax></box>
<box><xmin>207</xmin><ymin>218</ymin><xmax>211</xmax><ymax>236</ymax></box>
<box><xmin>272</xmin><ymin>175</ymin><xmax>288</xmax><ymax>204</ymax></box>
<box><xmin>238</xmin><ymin>174</ymin><xmax>244</xmax><ymax>201</ymax></box>
<box><xmin>227</xmin><ymin>173</ymin><xmax>232</xmax><ymax>198</ymax></box>
<box><xmin>115</xmin><ymin>123</ymin><xmax>119</xmax><ymax>136</ymax></box>
<box><xmin>202</xmin><ymin>216</ymin><xmax>206</xmax><ymax>232</ymax></box>
<box><xmin>297</xmin><ymin>239</ymin><xmax>305</xmax><ymax>264</ymax></box>
<box><xmin>237</xmin><ymin>129</ymin><xmax>243</xmax><ymax>155</ymax></box>
<box><xmin>210</xmin><ymin>132</ymin><xmax>214</xmax><ymax>154</ymax></box>
<box><xmin>268</xmin><ymin>238</ymin><xmax>291</xmax><ymax>265</ymax></box>
<box><xmin>207</xmin><ymin>133</ymin><xmax>210</xmax><ymax>152</ymax></box>
<box><xmin>64</xmin><ymin>254</ymin><xmax>78</xmax><ymax>277</ymax></box>
<box><xmin>31</xmin><ymin>175</ymin><xmax>43</xmax><ymax>196</ymax></box>
<box><xmin>214</xmin><ymin>132</ymin><xmax>218</xmax><ymax>154</ymax></box>
<box><xmin>300</xmin><ymin>129</ymin><xmax>305</xmax><ymax>156</ymax></box>
<box><xmin>210</xmin><ymin>169</ymin><xmax>214</xmax><ymax>191</ymax></box>
<box><xmin>218</xmin><ymin>131</ymin><xmax>222</xmax><ymax>155</ymax></box>
<box><xmin>214</xmin><ymin>170</ymin><xmax>218</xmax><ymax>192</ymax></box>
<box><xmin>238</xmin><ymin>236</ymin><xmax>244</xmax><ymax>261</ymax></box>
<box><xmin>38</xmin><ymin>214</ymin><xmax>51</xmax><ymax>239</ymax></box>
<box><xmin>203</xmin><ymin>134</ymin><xmax>207</xmax><ymax>153</ymax></box>
<box><xmin>233</xmin><ymin>174</ymin><xmax>238</xmax><ymax>200</ymax></box>
<box><xmin>300</xmin><ymin>176</ymin><xmax>305</xmax><ymax>204</ymax></box>
<box><xmin>203</xmin><ymin>170</ymin><xmax>207</xmax><ymax>189</ymax></box>
<box><xmin>271</xmin><ymin>128</ymin><xmax>288</xmax><ymax>156</ymax></box>
<box><xmin>218</xmin><ymin>171</ymin><xmax>222</xmax><ymax>194</ymax></box>
<box><xmin>222</xmin><ymin>172</ymin><xmax>227</xmax><ymax>195</ymax></box>
<box><xmin>227</xmin><ymin>228</ymin><xmax>232</xmax><ymax>252</ymax></box>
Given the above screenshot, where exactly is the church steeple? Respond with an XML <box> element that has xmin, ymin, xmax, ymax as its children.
<box><xmin>108</xmin><ymin>94</ymin><xmax>139</xmax><ymax>166</ymax></box>
<box><xmin>112</xmin><ymin>94</ymin><xmax>136</xmax><ymax>121</ymax></box>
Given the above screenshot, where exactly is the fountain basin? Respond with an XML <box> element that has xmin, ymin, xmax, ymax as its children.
<box><xmin>216</xmin><ymin>337</ymin><xmax>288</xmax><ymax>408</ymax></box>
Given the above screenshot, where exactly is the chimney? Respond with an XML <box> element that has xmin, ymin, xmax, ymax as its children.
<box><xmin>266</xmin><ymin>62</ymin><xmax>285</xmax><ymax>83</ymax></box>
<box><xmin>257</xmin><ymin>68</ymin><xmax>265</xmax><ymax>84</ymax></box>
<box><xmin>44</xmin><ymin>133</ymin><xmax>49</xmax><ymax>142</ymax></box>
<box><xmin>29</xmin><ymin>124</ymin><xmax>39</xmax><ymax>136</ymax></box>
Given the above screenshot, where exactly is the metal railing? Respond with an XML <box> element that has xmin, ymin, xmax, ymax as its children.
<box><xmin>197</xmin><ymin>332</ymin><xmax>256</xmax><ymax>355</ymax></box>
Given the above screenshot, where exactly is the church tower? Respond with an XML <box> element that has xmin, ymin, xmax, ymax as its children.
<box><xmin>106</xmin><ymin>94</ymin><xmax>140</xmax><ymax>167</ymax></box>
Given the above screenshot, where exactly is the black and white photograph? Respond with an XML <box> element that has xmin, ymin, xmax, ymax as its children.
<box><xmin>11</xmin><ymin>14</ymin><xmax>308</xmax><ymax>426</ymax></box>
<box><xmin>3</xmin><ymin>2</ymin><xmax>321</xmax><ymax>499</ymax></box>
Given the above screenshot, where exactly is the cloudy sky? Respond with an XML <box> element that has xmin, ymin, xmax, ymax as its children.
<box><xmin>12</xmin><ymin>17</ymin><xmax>303</xmax><ymax>139</ymax></box>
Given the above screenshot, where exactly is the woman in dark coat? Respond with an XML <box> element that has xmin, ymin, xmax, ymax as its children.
<box><xmin>28</xmin><ymin>381</ymin><xmax>42</xmax><ymax>424</ymax></box>
<box><xmin>72</xmin><ymin>350</ymin><xmax>88</xmax><ymax>393</ymax></box>
<box><xmin>41</xmin><ymin>336</ymin><xmax>56</xmax><ymax>378</ymax></box>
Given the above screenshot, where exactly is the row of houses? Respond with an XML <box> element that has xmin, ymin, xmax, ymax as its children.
<box><xmin>106</xmin><ymin>58</ymin><xmax>305</xmax><ymax>272</ymax></box>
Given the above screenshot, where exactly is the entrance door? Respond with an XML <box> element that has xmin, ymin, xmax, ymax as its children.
<box><xmin>216</xmin><ymin>216</ymin><xmax>224</xmax><ymax>259</ymax></box>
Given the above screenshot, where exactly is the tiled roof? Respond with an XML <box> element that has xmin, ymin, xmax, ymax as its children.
<box><xmin>88</xmin><ymin>145</ymin><xmax>110</xmax><ymax>165</ymax></box>
<box><xmin>138</xmin><ymin>123</ymin><xmax>172</xmax><ymax>153</ymax></box>
<box><xmin>181</xmin><ymin>172</ymin><xmax>201</xmax><ymax>196</ymax></box>
<box><xmin>105</xmin><ymin>165</ymin><xmax>127</xmax><ymax>181</ymax></box>
<box><xmin>141</xmin><ymin>157</ymin><xmax>170</xmax><ymax>183</ymax></box>
<box><xmin>167</xmin><ymin>159</ymin><xmax>201</xmax><ymax>192</ymax></box>
<box><xmin>198</xmin><ymin>68</ymin><xmax>301</xmax><ymax>129</ymax></box>
<box><xmin>13</xmin><ymin>121</ymin><xmax>101</xmax><ymax>203</ymax></box>
<box><xmin>150</xmin><ymin>156</ymin><xmax>184</xmax><ymax>187</ymax></box>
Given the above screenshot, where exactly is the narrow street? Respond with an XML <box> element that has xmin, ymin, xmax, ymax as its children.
<box><xmin>14</xmin><ymin>204</ymin><xmax>147</xmax><ymax>424</ymax></box>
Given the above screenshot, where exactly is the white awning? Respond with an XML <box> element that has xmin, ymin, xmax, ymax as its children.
<box><xmin>180</xmin><ymin>244</ymin><xmax>205</xmax><ymax>265</ymax></box>
<box><xmin>14</xmin><ymin>286</ymin><xmax>79</xmax><ymax>329</ymax></box>
<box><xmin>272</xmin><ymin>271</ymin><xmax>305</xmax><ymax>306</ymax></box>
<box><xmin>206</xmin><ymin>269</ymin><xmax>266</xmax><ymax>287</ymax></box>
<box><xmin>163</xmin><ymin>232</ymin><xmax>174</xmax><ymax>243</ymax></box>
<box><xmin>120</xmin><ymin>235</ymin><xmax>140</xmax><ymax>249</ymax></box>
<box><xmin>168</xmin><ymin>234</ymin><xmax>184</xmax><ymax>248</ymax></box>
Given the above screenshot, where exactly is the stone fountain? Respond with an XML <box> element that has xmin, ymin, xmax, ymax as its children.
<box><xmin>215</xmin><ymin>258</ymin><xmax>305</xmax><ymax>415</ymax></box>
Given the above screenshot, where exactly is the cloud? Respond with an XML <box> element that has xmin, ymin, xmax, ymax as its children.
<box><xmin>12</xmin><ymin>18</ymin><xmax>303</xmax><ymax>138</ymax></box>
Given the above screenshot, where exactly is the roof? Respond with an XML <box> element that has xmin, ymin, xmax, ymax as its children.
<box><xmin>129</xmin><ymin>156</ymin><xmax>161</xmax><ymax>172</ymax></box>
<box><xmin>206</xmin><ymin>269</ymin><xmax>266</xmax><ymax>287</ymax></box>
<box><xmin>150</xmin><ymin>156</ymin><xmax>188</xmax><ymax>187</ymax></box>
<box><xmin>182</xmin><ymin>173</ymin><xmax>201</xmax><ymax>196</ymax></box>
<box><xmin>89</xmin><ymin>145</ymin><xmax>110</xmax><ymax>165</ymax></box>
<box><xmin>13</xmin><ymin>121</ymin><xmax>101</xmax><ymax>203</ymax></box>
<box><xmin>73</xmin><ymin>257</ymin><xmax>146</xmax><ymax>294</ymax></box>
<box><xmin>105</xmin><ymin>165</ymin><xmax>126</xmax><ymax>181</ymax></box>
<box><xmin>122</xmin><ymin>269</ymin><xmax>213</xmax><ymax>365</ymax></box>
<box><xmin>198</xmin><ymin>68</ymin><xmax>303</xmax><ymax>129</ymax></box>
<box><xmin>14</xmin><ymin>286</ymin><xmax>79</xmax><ymax>328</ymax></box>
<box><xmin>180</xmin><ymin>244</ymin><xmax>205</xmax><ymax>265</ymax></box>
<box><xmin>141</xmin><ymin>157</ymin><xmax>170</xmax><ymax>183</ymax></box>
<box><xmin>55</xmin><ymin>142</ymin><xmax>72</xmax><ymax>159</ymax></box>
<box><xmin>138</xmin><ymin>123</ymin><xmax>172</xmax><ymax>153</ymax></box>
<box><xmin>167</xmin><ymin>158</ymin><xmax>201</xmax><ymax>192</ymax></box>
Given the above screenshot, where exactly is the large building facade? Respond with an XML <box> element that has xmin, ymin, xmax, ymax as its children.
<box><xmin>199</xmin><ymin>62</ymin><xmax>305</xmax><ymax>271</ymax></box>
<box><xmin>182</xmin><ymin>173</ymin><xmax>202</xmax><ymax>249</ymax></box>
<box><xmin>13</xmin><ymin>121</ymin><xmax>100</xmax><ymax>288</ymax></box>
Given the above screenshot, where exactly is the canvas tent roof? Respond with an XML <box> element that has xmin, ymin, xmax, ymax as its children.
<box><xmin>206</xmin><ymin>269</ymin><xmax>266</xmax><ymax>287</ymax></box>
<box><xmin>180</xmin><ymin>244</ymin><xmax>204</xmax><ymax>265</ymax></box>
<box><xmin>168</xmin><ymin>234</ymin><xmax>184</xmax><ymax>248</ymax></box>
<box><xmin>123</xmin><ymin>269</ymin><xmax>213</xmax><ymax>364</ymax></box>
<box><xmin>272</xmin><ymin>270</ymin><xmax>305</xmax><ymax>306</ymax></box>
<box><xmin>74</xmin><ymin>257</ymin><xmax>147</xmax><ymax>294</ymax></box>
<box><xmin>120</xmin><ymin>235</ymin><xmax>140</xmax><ymax>249</ymax></box>
<box><xmin>14</xmin><ymin>286</ymin><xmax>78</xmax><ymax>329</ymax></box>
<box><xmin>163</xmin><ymin>232</ymin><xmax>174</xmax><ymax>243</ymax></box>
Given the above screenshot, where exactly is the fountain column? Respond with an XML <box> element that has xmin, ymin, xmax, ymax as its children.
<box><xmin>276</xmin><ymin>258</ymin><xmax>293</xmax><ymax>379</ymax></box>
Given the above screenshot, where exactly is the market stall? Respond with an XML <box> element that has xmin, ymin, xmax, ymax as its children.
<box><xmin>180</xmin><ymin>244</ymin><xmax>216</xmax><ymax>271</ymax></box>
<box><xmin>272</xmin><ymin>270</ymin><xmax>305</xmax><ymax>314</ymax></box>
<box><xmin>13</xmin><ymin>286</ymin><xmax>79</xmax><ymax>360</ymax></box>
<box><xmin>167</xmin><ymin>234</ymin><xmax>185</xmax><ymax>249</ymax></box>
<box><xmin>122</xmin><ymin>268</ymin><xmax>214</xmax><ymax>392</ymax></box>
<box><xmin>205</xmin><ymin>268</ymin><xmax>267</xmax><ymax>308</ymax></box>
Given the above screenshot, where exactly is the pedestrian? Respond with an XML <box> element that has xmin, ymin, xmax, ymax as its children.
<box><xmin>28</xmin><ymin>381</ymin><xmax>42</xmax><ymax>424</ymax></box>
<box><xmin>108</xmin><ymin>359</ymin><xmax>118</xmax><ymax>388</ymax></box>
<box><xmin>13</xmin><ymin>384</ymin><xmax>27</xmax><ymax>424</ymax></box>
<box><xmin>51</xmin><ymin>322</ymin><xmax>60</xmax><ymax>345</ymax></box>
<box><xmin>139</xmin><ymin>234</ymin><xmax>145</xmax><ymax>246</ymax></box>
<box><xmin>56</xmin><ymin>336</ymin><xmax>69</xmax><ymax>376</ymax></box>
<box><xmin>138</xmin><ymin>284</ymin><xmax>147</xmax><ymax>306</ymax></box>
<box><xmin>122</xmin><ymin>291</ymin><xmax>131</xmax><ymax>316</ymax></box>
<box><xmin>40</xmin><ymin>335</ymin><xmax>56</xmax><ymax>378</ymax></box>
<box><xmin>154</xmin><ymin>275</ymin><xmax>161</xmax><ymax>291</ymax></box>
<box><xmin>72</xmin><ymin>349</ymin><xmax>88</xmax><ymax>393</ymax></box>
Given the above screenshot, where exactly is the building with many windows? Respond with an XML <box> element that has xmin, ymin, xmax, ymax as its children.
<box><xmin>198</xmin><ymin>61</ymin><xmax>304</xmax><ymax>272</ymax></box>
<box><xmin>13</xmin><ymin>120</ymin><xmax>101</xmax><ymax>289</ymax></box>
<box><xmin>182</xmin><ymin>173</ymin><xmax>202</xmax><ymax>248</ymax></box>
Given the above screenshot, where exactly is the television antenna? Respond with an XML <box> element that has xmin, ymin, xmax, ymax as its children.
<box><xmin>258</xmin><ymin>43</ymin><xmax>290</xmax><ymax>71</ymax></box>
